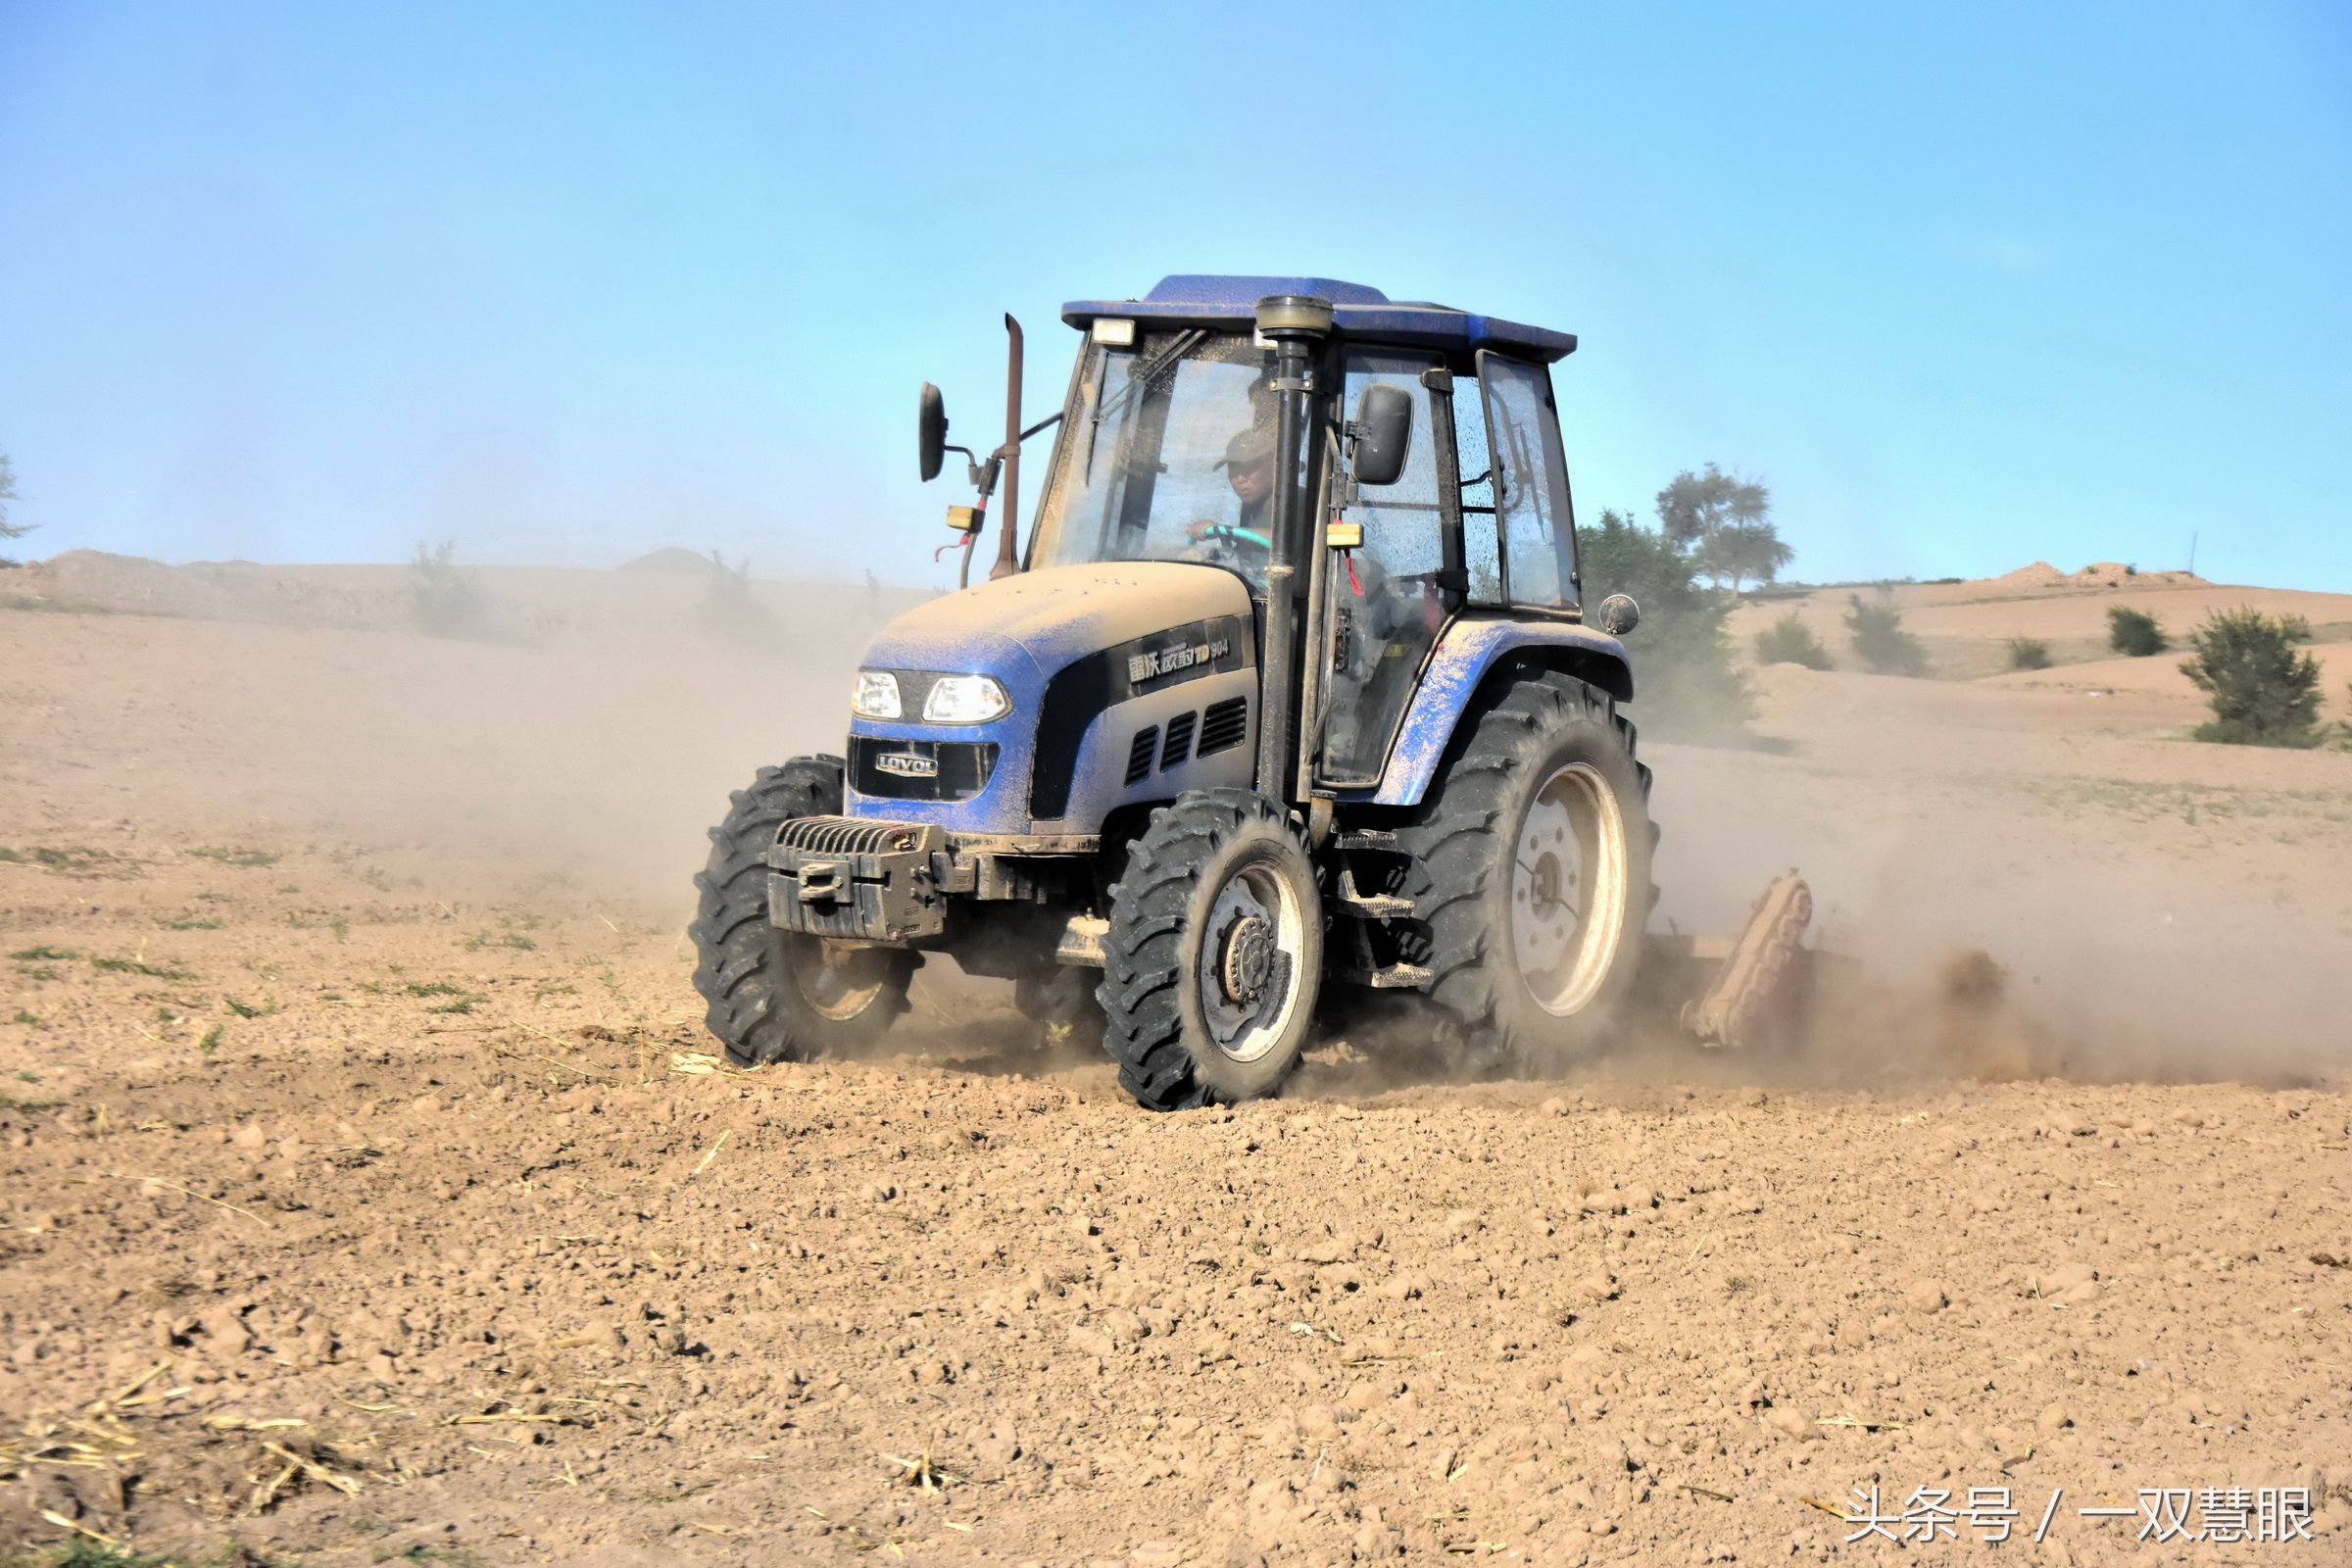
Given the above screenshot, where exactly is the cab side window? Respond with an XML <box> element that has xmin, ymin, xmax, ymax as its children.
<box><xmin>1451</xmin><ymin>369</ymin><xmax>1503</xmax><ymax>601</ymax></box>
<box><xmin>1476</xmin><ymin>353</ymin><xmax>1580</xmax><ymax>611</ymax></box>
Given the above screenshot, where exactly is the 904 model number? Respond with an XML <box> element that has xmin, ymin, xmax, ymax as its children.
<box><xmin>1128</xmin><ymin>637</ymin><xmax>1230</xmax><ymax>686</ymax></box>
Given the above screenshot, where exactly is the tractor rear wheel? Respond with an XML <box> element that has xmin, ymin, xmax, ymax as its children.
<box><xmin>1099</xmin><ymin>790</ymin><xmax>1323</xmax><ymax>1110</ymax></box>
<box><xmin>689</xmin><ymin>757</ymin><xmax>914</xmax><ymax>1068</ymax></box>
<box><xmin>1397</xmin><ymin>672</ymin><xmax>1652</xmax><ymax>1071</ymax></box>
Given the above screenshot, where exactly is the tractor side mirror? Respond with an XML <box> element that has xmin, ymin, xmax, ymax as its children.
<box><xmin>1595</xmin><ymin>593</ymin><xmax>1642</xmax><ymax>636</ymax></box>
<box><xmin>1348</xmin><ymin>384</ymin><xmax>1414</xmax><ymax>489</ymax></box>
<box><xmin>918</xmin><ymin>383</ymin><xmax>949</xmax><ymax>482</ymax></box>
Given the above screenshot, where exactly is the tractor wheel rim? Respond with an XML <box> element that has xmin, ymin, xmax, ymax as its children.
<box><xmin>1510</xmin><ymin>761</ymin><xmax>1628</xmax><ymax>1017</ymax></box>
<box><xmin>1198</xmin><ymin>859</ymin><xmax>1304</xmax><ymax>1064</ymax></box>
<box><xmin>793</xmin><ymin>938</ymin><xmax>888</xmax><ymax>1022</ymax></box>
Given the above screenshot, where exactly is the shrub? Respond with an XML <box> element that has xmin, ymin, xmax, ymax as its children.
<box><xmin>1578</xmin><ymin>509</ymin><xmax>1753</xmax><ymax>737</ymax></box>
<box><xmin>2180</xmin><ymin>608</ymin><xmax>2322</xmax><ymax>746</ymax></box>
<box><xmin>2106</xmin><ymin>605</ymin><xmax>2167</xmax><ymax>657</ymax></box>
<box><xmin>1843</xmin><ymin>589</ymin><xmax>1929</xmax><ymax>676</ymax></box>
<box><xmin>0</xmin><ymin>449</ymin><xmax>25</xmax><ymax>565</ymax></box>
<box><xmin>2006</xmin><ymin>637</ymin><xmax>2051</xmax><ymax>670</ymax></box>
<box><xmin>1753</xmin><ymin>613</ymin><xmax>1833</xmax><ymax>670</ymax></box>
<box><xmin>701</xmin><ymin>550</ymin><xmax>781</xmax><ymax>649</ymax></box>
<box><xmin>0</xmin><ymin>451</ymin><xmax>24</xmax><ymax>541</ymax></box>
<box><xmin>410</xmin><ymin>539</ymin><xmax>488</xmax><ymax>639</ymax></box>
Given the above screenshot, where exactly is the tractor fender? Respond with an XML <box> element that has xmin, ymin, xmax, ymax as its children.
<box><xmin>1343</xmin><ymin>615</ymin><xmax>1634</xmax><ymax>807</ymax></box>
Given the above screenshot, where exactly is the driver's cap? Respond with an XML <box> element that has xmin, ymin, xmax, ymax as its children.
<box><xmin>1214</xmin><ymin>423</ymin><xmax>1276</xmax><ymax>470</ymax></box>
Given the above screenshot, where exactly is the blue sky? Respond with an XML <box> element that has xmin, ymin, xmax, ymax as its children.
<box><xmin>2</xmin><ymin>0</ymin><xmax>2347</xmax><ymax>589</ymax></box>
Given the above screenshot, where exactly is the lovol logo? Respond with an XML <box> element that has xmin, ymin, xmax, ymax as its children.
<box><xmin>872</xmin><ymin>751</ymin><xmax>938</xmax><ymax>779</ymax></box>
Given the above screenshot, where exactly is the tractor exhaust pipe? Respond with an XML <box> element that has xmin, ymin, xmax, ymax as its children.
<box><xmin>990</xmin><ymin>315</ymin><xmax>1024</xmax><ymax>581</ymax></box>
<box><xmin>1251</xmin><ymin>295</ymin><xmax>1332</xmax><ymax>804</ymax></box>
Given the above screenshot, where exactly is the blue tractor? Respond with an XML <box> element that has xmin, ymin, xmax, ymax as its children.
<box><xmin>691</xmin><ymin>276</ymin><xmax>1695</xmax><ymax>1111</ymax></box>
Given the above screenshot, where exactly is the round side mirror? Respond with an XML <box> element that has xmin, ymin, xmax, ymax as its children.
<box><xmin>918</xmin><ymin>383</ymin><xmax>949</xmax><ymax>482</ymax></box>
<box><xmin>1595</xmin><ymin>593</ymin><xmax>1642</xmax><ymax>636</ymax></box>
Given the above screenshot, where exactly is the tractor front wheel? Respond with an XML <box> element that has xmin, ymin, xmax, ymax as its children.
<box><xmin>1099</xmin><ymin>790</ymin><xmax>1323</xmax><ymax>1110</ymax></box>
<box><xmin>689</xmin><ymin>757</ymin><xmax>913</xmax><ymax>1067</ymax></box>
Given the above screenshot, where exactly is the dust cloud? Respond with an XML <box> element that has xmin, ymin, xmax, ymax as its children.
<box><xmin>1646</xmin><ymin>658</ymin><xmax>2348</xmax><ymax>1092</ymax></box>
<box><xmin>2</xmin><ymin>550</ymin><xmax>905</xmax><ymax>907</ymax></box>
<box><xmin>5</xmin><ymin>550</ymin><xmax>2343</xmax><ymax>1092</ymax></box>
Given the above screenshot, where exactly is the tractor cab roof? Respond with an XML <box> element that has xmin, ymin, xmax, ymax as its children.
<box><xmin>1059</xmin><ymin>275</ymin><xmax>1578</xmax><ymax>365</ymax></box>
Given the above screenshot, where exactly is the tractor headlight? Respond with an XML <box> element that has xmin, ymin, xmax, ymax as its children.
<box><xmin>921</xmin><ymin>674</ymin><xmax>1011</xmax><ymax>724</ymax></box>
<box><xmin>851</xmin><ymin>670</ymin><xmax>903</xmax><ymax>719</ymax></box>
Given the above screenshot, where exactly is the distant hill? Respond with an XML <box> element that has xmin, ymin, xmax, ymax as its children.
<box><xmin>617</xmin><ymin>547</ymin><xmax>726</xmax><ymax>574</ymax></box>
<box><xmin>0</xmin><ymin>549</ymin><xmax>932</xmax><ymax>656</ymax></box>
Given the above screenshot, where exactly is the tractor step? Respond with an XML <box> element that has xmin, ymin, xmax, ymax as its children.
<box><xmin>1330</xmin><ymin>864</ymin><xmax>1413</xmax><ymax>919</ymax></box>
<box><xmin>1334</xmin><ymin>891</ymin><xmax>1414</xmax><ymax>918</ymax></box>
<box><xmin>1334</xmin><ymin>961</ymin><xmax>1432</xmax><ymax>989</ymax></box>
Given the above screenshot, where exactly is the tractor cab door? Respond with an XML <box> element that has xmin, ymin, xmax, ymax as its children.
<box><xmin>1319</xmin><ymin>350</ymin><xmax>1451</xmax><ymax>783</ymax></box>
<box><xmin>1316</xmin><ymin>348</ymin><xmax>1586</xmax><ymax>785</ymax></box>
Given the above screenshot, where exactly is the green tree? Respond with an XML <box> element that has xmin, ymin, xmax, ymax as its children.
<box><xmin>2106</xmin><ymin>605</ymin><xmax>2167</xmax><ymax>657</ymax></box>
<box><xmin>0</xmin><ymin>451</ymin><xmax>27</xmax><ymax>543</ymax></box>
<box><xmin>1754</xmin><ymin>612</ymin><xmax>1833</xmax><ymax>669</ymax></box>
<box><xmin>2180</xmin><ymin>608</ymin><xmax>2322</xmax><ymax>746</ymax></box>
<box><xmin>1654</xmin><ymin>464</ymin><xmax>1768</xmax><ymax>551</ymax></box>
<box><xmin>1843</xmin><ymin>589</ymin><xmax>1930</xmax><ymax>676</ymax></box>
<box><xmin>1698</xmin><ymin>520</ymin><xmax>1795</xmax><ymax>591</ymax></box>
<box><xmin>1579</xmin><ymin>508</ymin><xmax>1753</xmax><ymax>735</ymax></box>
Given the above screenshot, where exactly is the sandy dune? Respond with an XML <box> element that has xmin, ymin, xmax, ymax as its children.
<box><xmin>2</xmin><ymin>559</ymin><xmax>2347</xmax><ymax>1564</ymax></box>
<box><xmin>1730</xmin><ymin>564</ymin><xmax>2352</xmax><ymax>682</ymax></box>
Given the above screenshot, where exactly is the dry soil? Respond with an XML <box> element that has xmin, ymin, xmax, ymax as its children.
<box><xmin>2</xmin><ymin>560</ymin><xmax>2348</xmax><ymax>1566</ymax></box>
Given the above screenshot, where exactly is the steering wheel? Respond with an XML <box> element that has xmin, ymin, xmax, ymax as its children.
<box><xmin>1183</xmin><ymin>521</ymin><xmax>1273</xmax><ymax>569</ymax></box>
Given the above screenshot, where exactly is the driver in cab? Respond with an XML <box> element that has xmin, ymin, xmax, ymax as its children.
<box><xmin>1186</xmin><ymin>422</ymin><xmax>1275</xmax><ymax>563</ymax></box>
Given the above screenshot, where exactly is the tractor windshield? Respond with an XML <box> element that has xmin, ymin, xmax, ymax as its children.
<box><xmin>1029</xmin><ymin>331</ymin><xmax>1289</xmax><ymax>582</ymax></box>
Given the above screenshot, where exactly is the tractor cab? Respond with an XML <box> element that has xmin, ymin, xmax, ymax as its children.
<box><xmin>1038</xmin><ymin>279</ymin><xmax>1617</xmax><ymax>796</ymax></box>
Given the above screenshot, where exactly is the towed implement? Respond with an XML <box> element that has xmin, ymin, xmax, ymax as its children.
<box><xmin>691</xmin><ymin>277</ymin><xmax>1811</xmax><ymax>1109</ymax></box>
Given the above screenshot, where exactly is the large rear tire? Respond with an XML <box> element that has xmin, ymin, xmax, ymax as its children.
<box><xmin>689</xmin><ymin>757</ymin><xmax>913</xmax><ymax>1067</ymax></box>
<box><xmin>1396</xmin><ymin>673</ymin><xmax>1652</xmax><ymax>1071</ymax></box>
<box><xmin>1099</xmin><ymin>790</ymin><xmax>1324</xmax><ymax>1111</ymax></box>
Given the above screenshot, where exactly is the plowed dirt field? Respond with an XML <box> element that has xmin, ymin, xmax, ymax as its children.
<box><xmin>3</xmin><ymin>566</ymin><xmax>2348</xmax><ymax>1566</ymax></box>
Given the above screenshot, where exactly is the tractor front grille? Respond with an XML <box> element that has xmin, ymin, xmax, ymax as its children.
<box><xmin>848</xmin><ymin>738</ymin><xmax>998</xmax><ymax>802</ymax></box>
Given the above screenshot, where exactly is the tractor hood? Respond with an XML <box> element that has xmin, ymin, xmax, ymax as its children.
<box><xmin>859</xmin><ymin>561</ymin><xmax>1253</xmax><ymax>686</ymax></box>
<box><xmin>845</xmin><ymin>561</ymin><xmax>1260</xmax><ymax>836</ymax></box>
